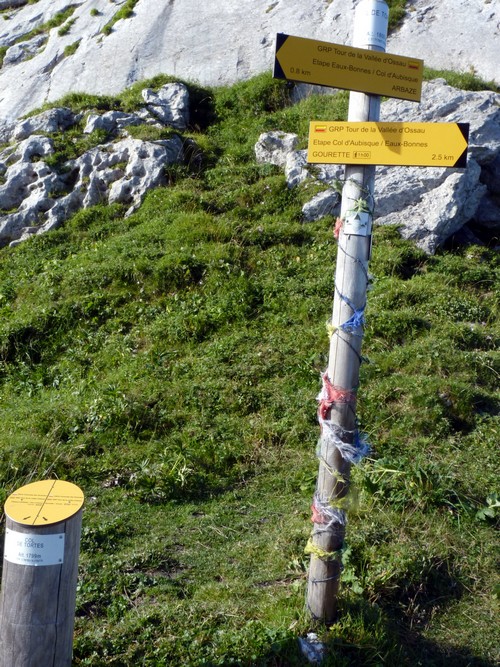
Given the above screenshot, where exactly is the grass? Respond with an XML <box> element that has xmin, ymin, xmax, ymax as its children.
<box><xmin>63</xmin><ymin>39</ymin><xmax>80</xmax><ymax>57</ymax></box>
<box><xmin>58</xmin><ymin>18</ymin><xmax>76</xmax><ymax>37</ymax></box>
<box><xmin>387</xmin><ymin>0</ymin><xmax>408</xmax><ymax>31</ymax></box>
<box><xmin>0</xmin><ymin>71</ymin><xmax>499</xmax><ymax>665</ymax></box>
<box><xmin>423</xmin><ymin>67</ymin><xmax>500</xmax><ymax>94</ymax></box>
<box><xmin>20</xmin><ymin>5</ymin><xmax>78</xmax><ymax>41</ymax></box>
<box><xmin>101</xmin><ymin>0</ymin><xmax>140</xmax><ymax>35</ymax></box>
<box><xmin>0</xmin><ymin>5</ymin><xmax>77</xmax><ymax>70</ymax></box>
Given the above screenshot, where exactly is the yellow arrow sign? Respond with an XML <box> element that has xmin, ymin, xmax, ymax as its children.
<box><xmin>274</xmin><ymin>33</ymin><xmax>423</xmax><ymax>102</ymax></box>
<box><xmin>307</xmin><ymin>121</ymin><xmax>469</xmax><ymax>168</ymax></box>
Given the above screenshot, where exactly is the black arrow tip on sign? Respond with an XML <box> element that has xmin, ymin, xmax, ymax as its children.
<box><xmin>455</xmin><ymin>122</ymin><xmax>470</xmax><ymax>169</ymax></box>
<box><xmin>273</xmin><ymin>33</ymin><xmax>289</xmax><ymax>80</ymax></box>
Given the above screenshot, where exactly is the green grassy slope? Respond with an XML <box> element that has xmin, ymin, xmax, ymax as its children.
<box><xmin>0</xmin><ymin>71</ymin><xmax>498</xmax><ymax>666</ymax></box>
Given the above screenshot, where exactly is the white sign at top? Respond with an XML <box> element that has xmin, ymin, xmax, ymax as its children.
<box><xmin>353</xmin><ymin>0</ymin><xmax>389</xmax><ymax>49</ymax></box>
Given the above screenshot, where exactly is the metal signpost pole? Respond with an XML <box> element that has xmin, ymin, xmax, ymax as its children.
<box><xmin>306</xmin><ymin>0</ymin><xmax>389</xmax><ymax>624</ymax></box>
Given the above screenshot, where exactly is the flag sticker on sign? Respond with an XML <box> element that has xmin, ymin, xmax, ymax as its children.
<box><xmin>315</xmin><ymin>125</ymin><xmax>328</xmax><ymax>133</ymax></box>
<box><xmin>408</xmin><ymin>62</ymin><xmax>420</xmax><ymax>70</ymax></box>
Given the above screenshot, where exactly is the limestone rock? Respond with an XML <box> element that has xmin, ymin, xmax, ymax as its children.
<box><xmin>285</xmin><ymin>150</ymin><xmax>310</xmax><ymax>189</ymax></box>
<box><xmin>0</xmin><ymin>134</ymin><xmax>185</xmax><ymax>247</ymax></box>
<box><xmin>380</xmin><ymin>79</ymin><xmax>500</xmax><ymax>165</ymax></box>
<box><xmin>0</xmin><ymin>0</ymin><xmax>498</xmax><ymax>137</ymax></box>
<box><xmin>0</xmin><ymin>134</ymin><xmax>54</xmax><ymax>166</ymax></box>
<box><xmin>284</xmin><ymin>150</ymin><xmax>343</xmax><ymax>190</ymax></box>
<box><xmin>141</xmin><ymin>83</ymin><xmax>190</xmax><ymax>130</ymax></box>
<box><xmin>255</xmin><ymin>131</ymin><xmax>299</xmax><ymax>168</ymax></box>
<box><xmin>481</xmin><ymin>154</ymin><xmax>500</xmax><ymax>196</ymax></box>
<box><xmin>107</xmin><ymin>136</ymin><xmax>184</xmax><ymax>210</ymax></box>
<box><xmin>376</xmin><ymin>159</ymin><xmax>486</xmax><ymax>254</ymax></box>
<box><xmin>374</xmin><ymin>79</ymin><xmax>500</xmax><ymax>249</ymax></box>
<box><xmin>0</xmin><ymin>158</ymin><xmax>65</xmax><ymax>245</ymax></box>
<box><xmin>0</xmin><ymin>1</ymin><xmax>27</xmax><ymax>8</ymax></box>
<box><xmin>475</xmin><ymin>193</ymin><xmax>500</xmax><ymax>233</ymax></box>
<box><xmin>3</xmin><ymin>34</ymin><xmax>46</xmax><ymax>67</ymax></box>
<box><xmin>83</xmin><ymin>111</ymin><xmax>143</xmax><ymax>135</ymax></box>
<box><xmin>388</xmin><ymin>0</ymin><xmax>499</xmax><ymax>88</ymax></box>
<box><xmin>13</xmin><ymin>107</ymin><xmax>76</xmax><ymax>141</ymax></box>
<box><xmin>64</xmin><ymin>135</ymin><xmax>184</xmax><ymax>218</ymax></box>
<box><xmin>302</xmin><ymin>189</ymin><xmax>340</xmax><ymax>222</ymax></box>
<box><xmin>0</xmin><ymin>160</ymin><xmax>60</xmax><ymax>212</ymax></box>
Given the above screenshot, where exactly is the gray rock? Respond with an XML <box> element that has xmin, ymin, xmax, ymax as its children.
<box><xmin>481</xmin><ymin>154</ymin><xmax>500</xmax><ymax>196</ymax></box>
<box><xmin>376</xmin><ymin>159</ymin><xmax>486</xmax><ymax>254</ymax></box>
<box><xmin>83</xmin><ymin>111</ymin><xmax>143</xmax><ymax>135</ymax></box>
<box><xmin>475</xmin><ymin>193</ymin><xmax>500</xmax><ymax>232</ymax></box>
<box><xmin>142</xmin><ymin>83</ymin><xmax>190</xmax><ymax>130</ymax></box>
<box><xmin>381</xmin><ymin>79</ymin><xmax>500</xmax><ymax>165</ymax></box>
<box><xmin>107</xmin><ymin>136</ymin><xmax>184</xmax><ymax>212</ymax></box>
<box><xmin>0</xmin><ymin>0</ymin><xmax>27</xmax><ymax>9</ymax></box>
<box><xmin>0</xmin><ymin>160</ymin><xmax>61</xmax><ymax>211</ymax></box>
<box><xmin>285</xmin><ymin>150</ymin><xmax>310</xmax><ymax>189</ymax></box>
<box><xmin>0</xmin><ymin>134</ymin><xmax>185</xmax><ymax>247</ymax></box>
<box><xmin>68</xmin><ymin>135</ymin><xmax>184</xmax><ymax>215</ymax></box>
<box><xmin>13</xmin><ymin>107</ymin><xmax>75</xmax><ymax>141</ymax></box>
<box><xmin>255</xmin><ymin>131</ymin><xmax>299</xmax><ymax>167</ymax></box>
<box><xmin>374</xmin><ymin>165</ymin><xmax>448</xmax><ymax>218</ymax></box>
<box><xmin>284</xmin><ymin>150</ymin><xmax>343</xmax><ymax>189</ymax></box>
<box><xmin>313</xmin><ymin>163</ymin><xmax>344</xmax><ymax>187</ymax></box>
<box><xmin>302</xmin><ymin>189</ymin><xmax>340</xmax><ymax>222</ymax></box>
<box><xmin>3</xmin><ymin>34</ymin><xmax>46</xmax><ymax>67</ymax></box>
<box><xmin>255</xmin><ymin>133</ymin><xmax>345</xmax><ymax>189</ymax></box>
<box><xmin>35</xmin><ymin>190</ymin><xmax>85</xmax><ymax>238</ymax></box>
<box><xmin>0</xmin><ymin>0</ymin><xmax>497</xmax><ymax>134</ymax></box>
<box><xmin>374</xmin><ymin>79</ymin><xmax>500</xmax><ymax>249</ymax></box>
<box><xmin>0</xmin><ymin>134</ymin><xmax>54</xmax><ymax>166</ymax></box>
<box><xmin>388</xmin><ymin>0</ymin><xmax>499</xmax><ymax>88</ymax></box>
<box><xmin>0</xmin><ymin>209</ymin><xmax>38</xmax><ymax>246</ymax></box>
<box><xmin>0</xmin><ymin>152</ymin><xmax>64</xmax><ymax>244</ymax></box>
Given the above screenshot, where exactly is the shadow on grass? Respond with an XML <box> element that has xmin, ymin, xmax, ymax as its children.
<box><xmin>252</xmin><ymin>555</ymin><xmax>496</xmax><ymax>667</ymax></box>
<box><xmin>253</xmin><ymin>615</ymin><xmax>498</xmax><ymax>667</ymax></box>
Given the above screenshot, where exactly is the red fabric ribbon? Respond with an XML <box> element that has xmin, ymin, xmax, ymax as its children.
<box><xmin>334</xmin><ymin>216</ymin><xmax>343</xmax><ymax>239</ymax></box>
<box><xmin>317</xmin><ymin>372</ymin><xmax>356</xmax><ymax>422</ymax></box>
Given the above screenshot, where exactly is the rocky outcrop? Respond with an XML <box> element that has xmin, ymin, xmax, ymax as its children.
<box><xmin>388</xmin><ymin>1</ymin><xmax>499</xmax><ymax>87</ymax></box>
<box><xmin>0</xmin><ymin>0</ymin><xmax>498</xmax><ymax>138</ymax></box>
<box><xmin>0</xmin><ymin>133</ymin><xmax>184</xmax><ymax>246</ymax></box>
<box><xmin>2</xmin><ymin>33</ymin><xmax>46</xmax><ymax>67</ymax></box>
<box><xmin>254</xmin><ymin>131</ymin><xmax>299</xmax><ymax>167</ymax></box>
<box><xmin>142</xmin><ymin>83</ymin><xmax>190</xmax><ymax>130</ymax></box>
<box><xmin>255</xmin><ymin>79</ymin><xmax>500</xmax><ymax>253</ymax></box>
<box><xmin>13</xmin><ymin>107</ymin><xmax>77</xmax><ymax>141</ymax></box>
<box><xmin>375</xmin><ymin>79</ymin><xmax>500</xmax><ymax>253</ymax></box>
<box><xmin>0</xmin><ymin>83</ymin><xmax>187</xmax><ymax>247</ymax></box>
<box><xmin>83</xmin><ymin>111</ymin><xmax>144</xmax><ymax>135</ymax></box>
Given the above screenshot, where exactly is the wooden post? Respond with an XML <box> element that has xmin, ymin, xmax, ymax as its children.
<box><xmin>0</xmin><ymin>480</ymin><xmax>84</xmax><ymax>667</ymax></box>
<box><xmin>306</xmin><ymin>0</ymin><xmax>389</xmax><ymax>623</ymax></box>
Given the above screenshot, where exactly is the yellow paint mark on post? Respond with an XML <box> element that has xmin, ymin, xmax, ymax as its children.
<box><xmin>5</xmin><ymin>480</ymin><xmax>84</xmax><ymax>526</ymax></box>
<box><xmin>274</xmin><ymin>33</ymin><xmax>423</xmax><ymax>102</ymax></box>
<box><xmin>307</xmin><ymin>121</ymin><xmax>469</xmax><ymax>168</ymax></box>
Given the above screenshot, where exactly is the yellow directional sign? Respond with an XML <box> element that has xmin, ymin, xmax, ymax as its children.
<box><xmin>5</xmin><ymin>479</ymin><xmax>84</xmax><ymax>526</ymax></box>
<box><xmin>307</xmin><ymin>121</ymin><xmax>469</xmax><ymax>168</ymax></box>
<box><xmin>274</xmin><ymin>33</ymin><xmax>423</xmax><ymax>102</ymax></box>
